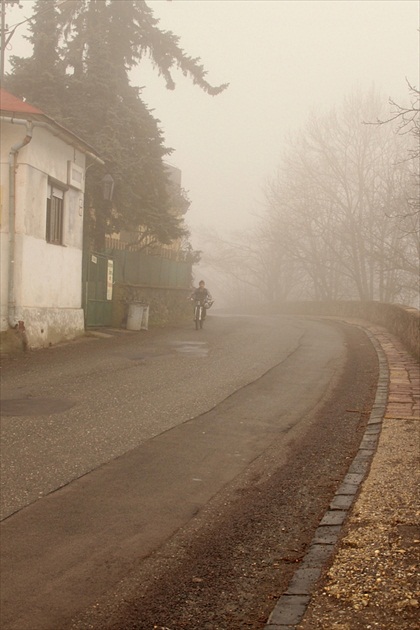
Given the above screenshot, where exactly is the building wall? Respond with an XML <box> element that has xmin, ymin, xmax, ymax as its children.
<box><xmin>0</xmin><ymin>121</ymin><xmax>87</xmax><ymax>347</ymax></box>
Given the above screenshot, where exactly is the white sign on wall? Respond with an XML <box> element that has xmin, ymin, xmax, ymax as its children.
<box><xmin>67</xmin><ymin>161</ymin><xmax>84</xmax><ymax>190</ymax></box>
<box><xmin>107</xmin><ymin>260</ymin><xmax>113</xmax><ymax>300</ymax></box>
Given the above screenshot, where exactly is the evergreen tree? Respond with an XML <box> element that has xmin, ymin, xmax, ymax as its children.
<box><xmin>60</xmin><ymin>0</ymin><xmax>228</xmax><ymax>95</ymax></box>
<box><xmin>5</xmin><ymin>0</ymin><xmax>227</xmax><ymax>249</ymax></box>
<box><xmin>6</xmin><ymin>0</ymin><xmax>65</xmax><ymax>119</ymax></box>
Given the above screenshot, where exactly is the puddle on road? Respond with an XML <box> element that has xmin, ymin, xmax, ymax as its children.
<box><xmin>126</xmin><ymin>350</ymin><xmax>171</xmax><ymax>362</ymax></box>
<box><xmin>125</xmin><ymin>342</ymin><xmax>209</xmax><ymax>361</ymax></box>
<box><xmin>171</xmin><ymin>341</ymin><xmax>209</xmax><ymax>358</ymax></box>
<box><xmin>0</xmin><ymin>398</ymin><xmax>76</xmax><ymax>417</ymax></box>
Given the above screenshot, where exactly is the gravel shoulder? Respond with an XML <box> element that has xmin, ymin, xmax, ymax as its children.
<box><xmin>296</xmin><ymin>322</ymin><xmax>420</xmax><ymax>630</ymax></box>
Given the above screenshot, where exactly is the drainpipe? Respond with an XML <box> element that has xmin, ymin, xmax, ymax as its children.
<box><xmin>7</xmin><ymin>119</ymin><xmax>33</xmax><ymax>336</ymax></box>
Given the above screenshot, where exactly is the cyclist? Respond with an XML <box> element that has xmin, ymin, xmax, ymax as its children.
<box><xmin>191</xmin><ymin>280</ymin><xmax>213</xmax><ymax>320</ymax></box>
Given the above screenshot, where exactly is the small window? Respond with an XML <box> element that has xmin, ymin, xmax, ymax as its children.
<box><xmin>46</xmin><ymin>184</ymin><xmax>64</xmax><ymax>245</ymax></box>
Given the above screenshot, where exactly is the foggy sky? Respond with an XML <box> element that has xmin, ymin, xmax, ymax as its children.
<box><xmin>134</xmin><ymin>0</ymin><xmax>419</xmax><ymax>245</ymax></box>
<box><xmin>6</xmin><ymin>0</ymin><xmax>419</xmax><ymax>246</ymax></box>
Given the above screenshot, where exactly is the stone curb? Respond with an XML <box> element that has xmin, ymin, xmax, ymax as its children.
<box><xmin>264</xmin><ymin>327</ymin><xmax>389</xmax><ymax>629</ymax></box>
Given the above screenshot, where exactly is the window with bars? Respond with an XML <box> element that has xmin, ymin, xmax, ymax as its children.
<box><xmin>46</xmin><ymin>183</ymin><xmax>65</xmax><ymax>245</ymax></box>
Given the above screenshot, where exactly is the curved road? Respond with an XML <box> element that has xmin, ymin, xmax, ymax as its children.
<box><xmin>0</xmin><ymin>314</ymin><xmax>378</xmax><ymax>629</ymax></box>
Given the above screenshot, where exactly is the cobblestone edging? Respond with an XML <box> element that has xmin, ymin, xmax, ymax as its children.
<box><xmin>264</xmin><ymin>326</ymin><xmax>390</xmax><ymax>629</ymax></box>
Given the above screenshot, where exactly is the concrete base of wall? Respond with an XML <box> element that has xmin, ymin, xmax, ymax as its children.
<box><xmin>1</xmin><ymin>307</ymin><xmax>86</xmax><ymax>351</ymax></box>
<box><xmin>0</xmin><ymin>328</ymin><xmax>27</xmax><ymax>356</ymax></box>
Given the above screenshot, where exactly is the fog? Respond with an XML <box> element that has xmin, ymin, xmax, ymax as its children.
<box><xmin>131</xmin><ymin>1</ymin><xmax>418</xmax><ymax>305</ymax></box>
<box><xmin>6</xmin><ymin>1</ymin><xmax>418</xmax><ymax>240</ymax></box>
<box><xmin>4</xmin><ymin>0</ymin><xmax>419</xmax><ymax>306</ymax></box>
<box><xmin>130</xmin><ymin>0</ymin><xmax>418</xmax><ymax>242</ymax></box>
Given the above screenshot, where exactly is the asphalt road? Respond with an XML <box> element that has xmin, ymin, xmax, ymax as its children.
<box><xmin>0</xmin><ymin>313</ymin><xmax>378</xmax><ymax>629</ymax></box>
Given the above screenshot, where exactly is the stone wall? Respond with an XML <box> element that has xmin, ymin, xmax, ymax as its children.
<box><xmin>112</xmin><ymin>283</ymin><xmax>192</xmax><ymax>328</ymax></box>
<box><xmin>273</xmin><ymin>301</ymin><xmax>419</xmax><ymax>361</ymax></box>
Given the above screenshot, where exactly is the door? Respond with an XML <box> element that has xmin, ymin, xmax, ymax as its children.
<box><xmin>84</xmin><ymin>252</ymin><xmax>114</xmax><ymax>327</ymax></box>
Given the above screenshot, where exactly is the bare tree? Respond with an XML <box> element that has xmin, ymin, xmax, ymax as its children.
<box><xmin>198</xmin><ymin>88</ymin><xmax>418</xmax><ymax>309</ymax></box>
<box><xmin>198</xmin><ymin>223</ymin><xmax>300</xmax><ymax>310</ymax></box>
<box><xmin>375</xmin><ymin>81</ymin><xmax>419</xmax><ymax>158</ymax></box>
<box><xmin>261</xmin><ymin>88</ymin><xmax>419</xmax><ymax>304</ymax></box>
<box><xmin>369</xmin><ymin>81</ymin><xmax>420</xmax><ymax>227</ymax></box>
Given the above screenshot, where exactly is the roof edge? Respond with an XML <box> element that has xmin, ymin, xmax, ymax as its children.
<box><xmin>0</xmin><ymin>88</ymin><xmax>102</xmax><ymax>160</ymax></box>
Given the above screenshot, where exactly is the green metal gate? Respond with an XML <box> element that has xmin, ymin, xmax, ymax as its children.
<box><xmin>83</xmin><ymin>251</ymin><xmax>114</xmax><ymax>327</ymax></box>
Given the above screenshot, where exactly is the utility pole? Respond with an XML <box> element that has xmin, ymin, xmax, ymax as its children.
<box><xmin>1</xmin><ymin>0</ymin><xmax>22</xmax><ymax>83</ymax></box>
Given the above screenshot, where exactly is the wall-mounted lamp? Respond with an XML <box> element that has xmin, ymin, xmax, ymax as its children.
<box><xmin>102</xmin><ymin>174</ymin><xmax>114</xmax><ymax>202</ymax></box>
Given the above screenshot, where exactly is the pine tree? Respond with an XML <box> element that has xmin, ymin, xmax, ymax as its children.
<box><xmin>6</xmin><ymin>0</ymin><xmax>65</xmax><ymax>119</ymax></box>
<box><xmin>5</xmin><ymin>0</ymin><xmax>227</xmax><ymax>249</ymax></box>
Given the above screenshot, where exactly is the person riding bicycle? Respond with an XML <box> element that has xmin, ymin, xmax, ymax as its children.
<box><xmin>191</xmin><ymin>280</ymin><xmax>213</xmax><ymax>320</ymax></box>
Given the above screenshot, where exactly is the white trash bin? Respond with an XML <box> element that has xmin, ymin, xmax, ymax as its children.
<box><xmin>127</xmin><ymin>303</ymin><xmax>144</xmax><ymax>331</ymax></box>
<box><xmin>127</xmin><ymin>303</ymin><xmax>149</xmax><ymax>331</ymax></box>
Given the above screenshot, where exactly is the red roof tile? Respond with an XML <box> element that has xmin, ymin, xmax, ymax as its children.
<box><xmin>0</xmin><ymin>88</ymin><xmax>44</xmax><ymax>115</ymax></box>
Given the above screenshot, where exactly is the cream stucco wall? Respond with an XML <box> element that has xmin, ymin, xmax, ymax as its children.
<box><xmin>0</xmin><ymin>120</ymin><xmax>88</xmax><ymax>347</ymax></box>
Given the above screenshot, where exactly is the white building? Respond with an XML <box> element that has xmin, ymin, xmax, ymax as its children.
<box><xmin>0</xmin><ymin>89</ymin><xmax>102</xmax><ymax>348</ymax></box>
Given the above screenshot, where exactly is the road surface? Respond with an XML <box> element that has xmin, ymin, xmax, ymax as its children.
<box><xmin>0</xmin><ymin>314</ymin><xmax>378</xmax><ymax>629</ymax></box>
